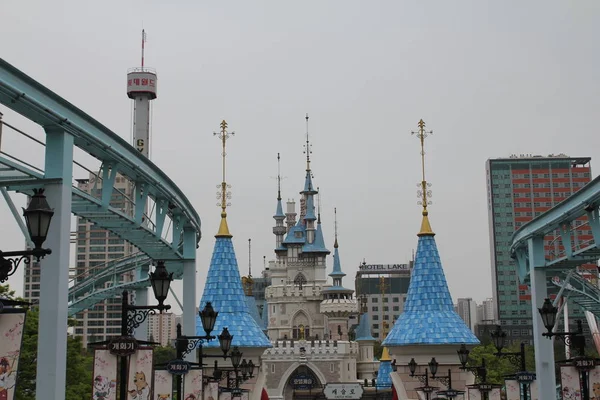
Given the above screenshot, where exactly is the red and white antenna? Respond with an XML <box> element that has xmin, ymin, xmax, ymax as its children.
<box><xmin>141</xmin><ymin>29</ymin><xmax>147</xmax><ymax>70</ymax></box>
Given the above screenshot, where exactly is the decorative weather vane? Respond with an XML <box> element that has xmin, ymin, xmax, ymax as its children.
<box><xmin>317</xmin><ymin>186</ymin><xmax>321</xmax><ymax>223</ymax></box>
<box><xmin>214</xmin><ymin>120</ymin><xmax>234</xmax><ymax>237</ymax></box>
<box><xmin>411</xmin><ymin>119</ymin><xmax>435</xmax><ymax>235</ymax></box>
<box><xmin>248</xmin><ymin>238</ymin><xmax>252</xmax><ymax>278</ymax></box>
<box><xmin>277</xmin><ymin>153</ymin><xmax>282</xmax><ymax>201</ymax></box>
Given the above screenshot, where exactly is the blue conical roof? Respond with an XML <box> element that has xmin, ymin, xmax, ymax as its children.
<box><xmin>330</xmin><ymin>245</ymin><xmax>346</xmax><ymax>278</ymax></box>
<box><xmin>383</xmin><ymin>235</ymin><xmax>479</xmax><ymax>346</ymax></box>
<box><xmin>303</xmin><ymin>221</ymin><xmax>329</xmax><ymax>253</ymax></box>
<box><xmin>376</xmin><ymin>360</ymin><xmax>393</xmax><ymax>389</ymax></box>
<box><xmin>355</xmin><ymin>313</ymin><xmax>376</xmax><ymax>342</ymax></box>
<box><xmin>261</xmin><ymin>303</ymin><xmax>269</xmax><ymax>331</ymax></box>
<box><xmin>302</xmin><ymin>170</ymin><xmax>317</xmax><ymax>194</ymax></box>
<box><xmin>305</xmin><ymin>195</ymin><xmax>316</xmax><ymax>221</ymax></box>
<box><xmin>197</xmin><ymin>237</ymin><xmax>271</xmax><ymax>348</ymax></box>
<box><xmin>245</xmin><ymin>295</ymin><xmax>263</xmax><ymax>331</ymax></box>
<box><xmin>274</xmin><ymin>198</ymin><xmax>285</xmax><ymax>219</ymax></box>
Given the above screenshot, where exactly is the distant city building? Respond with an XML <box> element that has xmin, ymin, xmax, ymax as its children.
<box><xmin>72</xmin><ymin>174</ymin><xmax>136</xmax><ymax>347</ymax></box>
<box><xmin>486</xmin><ymin>155</ymin><xmax>593</xmax><ymax>344</ymax></box>
<box><xmin>456</xmin><ymin>298</ymin><xmax>478</xmax><ymax>332</ymax></box>
<box><xmin>354</xmin><ymin>262</ymin><xmax>412</xmax><ymax>340</ymax></box>
<box><xmin>148</xmin><ymin>312</ymin><xmax>178</xmax><ymax>346</ymax></box>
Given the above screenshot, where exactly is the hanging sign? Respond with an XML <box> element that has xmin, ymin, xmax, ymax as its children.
<box><xmin>0</xmin><ymin>313</ymin><xmax>26</xmax><ymax>400</ymax></box>
<box><xmin>560</xmin><ymin>366</ymin><xmax>582</xmax><ymax>400</ymax></box>
<box><xmin>127</xmin><ymin>348</ymin><xmax>153</xmax><ymax>400</ymax></box>
<box><xmin>154</xmin><ymin>370</ymin><xmax>173</xmax><ymax>400</ymax></box>
<box><xmin>108</xmin><ymin>336</ymin><xmax>138</xmax><ymax>357</ymax></box>
<box><xmin>167</xmin><ymin>359</ymin><xmax>191</xmax><ymax>375</ymax></box>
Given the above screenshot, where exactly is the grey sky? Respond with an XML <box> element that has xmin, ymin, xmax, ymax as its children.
<box><xmin>1</xmin><ymin>0</ymin><xmax>599</xmax><ymax>307</ymax></box>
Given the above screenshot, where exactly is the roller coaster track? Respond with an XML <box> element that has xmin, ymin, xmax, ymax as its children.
<box><xmin>0</xmin><ymin>58</ymin><xmax>201</xmax><ymax>313</ymax></box>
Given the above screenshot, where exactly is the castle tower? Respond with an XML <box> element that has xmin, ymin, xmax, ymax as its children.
<box><xmin>320</xmin><ymin>208</ymin><xmax>358</xmax><ymax>340</ymax></box>
<box><xmin>197</xmin><ymin>121</ymin><xmax>271</xmax><ymax>396</ymax></box>
<box><xmin>382</xmin><ymin>120</ymin><xmax>479</xmax><ymax>398</ymax></box>
<box><xmin>355</xmin><ymin>312</ymin><xmax>378</xmax><ymax>381</ymax></box>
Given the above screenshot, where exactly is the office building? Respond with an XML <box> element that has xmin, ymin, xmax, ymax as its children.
<box><xmin>354</xmin><ymin>262</ymin><xmax>412</xmax><ymax>340</ymax></box>
<box><xmin>486</xmin><ymin>154</ymin><xmax>593</xmax><ymax>344</ymax></box>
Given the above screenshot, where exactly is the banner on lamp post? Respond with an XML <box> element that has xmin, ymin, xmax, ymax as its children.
<box><xmin>561</xmin><ymin>365</ymin><xmax>582</xmax><ymax>400</ymax></box>
<box><xmin>504</xmin><ymin>380</ymin><xmax>520</xmax><ymax>400</ymax></box>
<box><xmin>529</xmin><ymin>380</ymin><xmax>539</xmax><ymax>400</ymax></box>
<box><xmin>127</xmin><ymin>348</ymin><xmax>153</xmax><ymax>400</ymax></box>
<box><xmin>204</xmin><ymin>381</ymin><xmax>218</xmax><ymax>400</ymax></box>
<box><xmin>154</xmin><ymin>370</ymin><xmax>173</xmax><ymax>399</ymax></box>
<box><xmin>92</xmin><ymin>349</ymin><xmax>118</xmax><ymax>400</ymax></box>
<box><xmin>183</xmin><ymin>369</ymin><xmax>203</xmax><ymax>400</ymax></box>
<box><xmin>0</xmin><ymin>312</ymin><xmax>26</xmax><ymax>400</ymax></box>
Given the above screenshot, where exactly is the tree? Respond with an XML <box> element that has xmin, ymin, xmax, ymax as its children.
<box><xmin>466</xmin><ymin>342</ymin><xmax>536</xmax><ymax>385</ymax></box>
<box><xmin>153</xmin><ymin>345</ymin><xmax>177</xmax><ymax>365</ymax></box>
<box><xmin>373</xmin><ymin>341</ymin><xmax>384</xmax><ymax>360</ymax></box>
<box><xmin>0</xmin><ymin>285</ymin><xmax>94</xmax><ymax>399</ymax></box>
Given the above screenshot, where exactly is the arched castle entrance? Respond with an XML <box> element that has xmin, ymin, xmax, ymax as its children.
<box><xmin>282</xmin><ymin>364</ymin><xmax>324</xmax><ymax>400</ymax></box>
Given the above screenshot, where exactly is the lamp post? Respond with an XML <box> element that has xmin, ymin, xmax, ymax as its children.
<box><xmin>427</xmin><ymin>358</ymin><xmax>464</xmax><ymax>399</ymax></box>
<box><xmin>407</xmin><ymin>358</ymin><xmax>442</xmax><ymax>400</ymax></box>
<box><xmin>171</xmin><ymin>301</ymin><xmax>238</xmax><ymax>398</ymax></box>
<box><xmin>538</xmin><ymin>298</ymin><xmax>596</xmax><ymax>400</ymax></box>
<box><xmin>0</xmin><ymin>189</ymin><xmax>53</xmax><ymax>282</ymax></box>
<box><xmin>116</xmin><ymin>261</ymin><xmax>173</xmax><ymax>400</ymax></box>
<box><xmin>457</xmin><ymin>344</ymin><xmax>501</xmax><ymax>400</ymax></box>
<box><xmin>490</xmin><ymin>325</ymin><xmax>534</xmax><ymax>400</ymax></box>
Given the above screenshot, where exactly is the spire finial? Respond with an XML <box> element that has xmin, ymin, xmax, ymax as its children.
<box><xmin>277</xmin><ymin>153</ymin><xmax>282</xmax><ymax>201</ymax></box>
<box><xmin>214</xmin><ymin>120</ymin><xmax>234</xmax><ymax>237</ymax></box>
<box><xmin>317</xmin><ymin>186</ymin><xmax>321</xmax><ymax>224</ymax></box>
<box><xmin>334</xmin><ymin>207</ymin><xmax>339</xmax><ymax>249</ymax></box>
<box><xmin>248</xmin><ymin>238</ymin><xmax>252</xmax><ymax>278</ymax></box>
<box><xmin>304</xmin><ymin>113</ymin><xmax>312</xmax><ymax>171</ymax></box>
<box><xmin>411</xmin><ymin>119</ymin><xmax>435</xmax><ymax>236</ymax></box>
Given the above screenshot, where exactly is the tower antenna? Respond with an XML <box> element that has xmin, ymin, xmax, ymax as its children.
<box><xmin>411</xmin><ymin>119</ymin><xmax>434</xmax><ymax>235</ymax></box>
<box><xmin>214</xmin><ymin>120</ymin><xmax>235</xmax><ymax>237</ymax></box>
<box><xmin>141</xmin><ymin>29</ymin><xmax>147</xmax><ymax>70</ymax></box>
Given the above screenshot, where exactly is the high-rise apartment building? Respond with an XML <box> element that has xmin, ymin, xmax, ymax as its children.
<box><xmin>486</xmin><ymin>155</ymin><xmax>593</xmax><ymax>344</ymax></box>
<box><xmin>148</xmin><ymin>312</ymin><xmax>178</xmax><ymax>346</ymax></box>
<box><xmin>456</xmin><ymin>298</ymin><xmax>478</xmax><ymax>332</ymax></box>
<box><xmin>72</xmin><ymin>173</ymin><xmax>136</xmax><ymax>347</ymax></box>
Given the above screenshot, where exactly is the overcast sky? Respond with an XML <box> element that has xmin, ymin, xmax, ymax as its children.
<box><xmin>1</xmin><ymin>1</ymin><xmax>599</xmax><ymax>308</ymax></box>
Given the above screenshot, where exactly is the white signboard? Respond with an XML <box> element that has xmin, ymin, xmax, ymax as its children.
<box><xmin>323</xmin><ymin>383</ymin><xmax>363</xmax><ymax>399</ymax></box>
<box><xmin>358</xmin><ymin>264</ymin><xmax>409</xmax><ymax>272</ymax></box>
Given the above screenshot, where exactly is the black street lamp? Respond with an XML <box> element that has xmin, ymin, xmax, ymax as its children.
<box><xmin>457</xmin><ymin>344</ymin><xmax>501</xmax><ymax>400</ymax></box>
<box><xmin>169</xmin><ymin>302</ymin><xmax>253</xmax><ymax>399</ymax></box>
<box><xmin>428</xmin><ymin>358</ymin><xmax>464</xmax><ymax>399</ymax></box>
<box><xmin>538</xmin><ymin>298</ymin><xmax>597</xmax><ymax>400</ymax></box>
<box><xmin>115</xmin><ymin>261</ymin><xmax>172</xmax><ymax>400</ymax></box>
<box><xmin>490</xmin><ymin>325</ymin><xmax>534</xmax><ymax>400</ymax></box>
<box><xmin>0</xmin><ymin>189</ymin><xmax>53</xmax><ymax>282</ymax></box>
<box><xmin>407</xmin><ymin>358</ymin><xmax>439</xmax><ymax>400</ymax></box>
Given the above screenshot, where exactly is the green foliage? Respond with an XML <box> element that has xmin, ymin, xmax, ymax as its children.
<box><xmin>153</xmin><ymin>345</ymin><xmax>177</xmax><ymax>365</ymax></box>
<box><xmin>466</xmin><ymin>342</ymin><xmax>536</xmax><ymax>385</ymax></box>
<box><xmin>373</xmin><ymin>341</ymin><xmax>383</xmax><ymax>360</ymax></box>
<box><xmin>0</xmin><ymin>284</ymin><xmax>16</xmax><ymax>299</ymax></box>
<box><xmin>0</xmin><ymin>295</ymin><xmax>94</xmax><ymax>400</ymax></box>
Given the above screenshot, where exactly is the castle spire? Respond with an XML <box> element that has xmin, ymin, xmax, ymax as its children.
<box><xmin>304</xmin><ymin>113</ymin><xmax>311</xmax><ymax>171</ymax></box>
<box><xmin>412</xmin><ymin>119</ymin><xmax>434</xmax><ymax>236</ymax></box>
<box><xmin>334</xmin><ymin>207</ymin><xmax>338</xmax><ymax>249</ymax></box>
<box><xmin>214</xmin><ymin>120</ymin><xmax>234</xmax><ymax>238</ymax></box>
<box><xmin>273</xmin><ymin>154</ymin><xmax>287</xmax><ymax>248</ymax></box>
